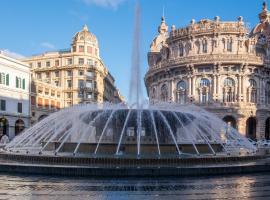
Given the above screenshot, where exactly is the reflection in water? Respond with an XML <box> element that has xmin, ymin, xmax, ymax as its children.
<box><xmin>0</xmin><ymin>173</ymin><xmax>270</xmax><ymax>200</ymax></box>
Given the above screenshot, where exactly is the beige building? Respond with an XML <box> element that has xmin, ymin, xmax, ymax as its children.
<box><xmin>24</xmin><ymin>25</ymin><xmax>123</xmax><ymax>122</ymax></box>
<box><xmin>30</xmin><ymin>79</ymin><xmax>63</xmax><ymax>123</ymax></box>
<box><xmin>145</xmin><ymin>2</ymin><xmax>270</xmax><ymax>140</ymax></box>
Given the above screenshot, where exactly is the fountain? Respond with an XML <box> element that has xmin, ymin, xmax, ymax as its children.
<box><xmin>0</xmin><ymin>1</ymin><xmax>269</xmax><ymax>177</ymax></box>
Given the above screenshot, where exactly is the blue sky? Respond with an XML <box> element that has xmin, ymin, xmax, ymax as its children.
<box><xmin>0</xmin><ymin>0</ymin><xmax>265</xmax><ymax>100</ymax></box>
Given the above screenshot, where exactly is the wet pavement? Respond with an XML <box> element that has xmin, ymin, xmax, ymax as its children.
<box><xmin>0</xmin><ymin>173</ymin><xmax>270</xmax><ymax>199</ymax></box>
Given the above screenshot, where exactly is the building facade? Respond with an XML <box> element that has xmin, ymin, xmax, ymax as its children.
<box><xmin>145</xmin><ymin>2</ymin><xmax>270</xmax><ymax>140</ymax></box>
<box><xmin>0</xmin><ymin>51</ymin><xmax>30</xmax><ymax>139</ymax></box>
<box><xmin>30</xmin><ymin>79</ymin><xmax>63</xmax><ymax>123</ymax></box>
<box><xmin>24</xmin><ymin>25</ymin><xmax>123</xmax><ymax>122</ymax></box>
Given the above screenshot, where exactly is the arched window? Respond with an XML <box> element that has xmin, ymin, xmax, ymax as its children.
<box><xmin>15</xmin><ymin>119</ymin><xmax>25</xmax><ymax>136</ymax></box>
<box><xmin>247</xmin><ymin>79</ymin><xmax>257</xmax><ymax>103</ymax></box>
<box><xmin>161</xmin><ymin>84</ymin><xmax>168</xmax><ymax>102</ymax></box>
<box><xmin>179</xmin><ymin>43</ymin><xmax>184</xmax><ymax>57</ymax></box>
<box><xmin>176</xmin><ymin>80</ymin><xmax>187</xmax><ymax>104</ymax></box>
<box><xmin>0</xmin><ymin>118</ymin><xmax>9</xmax><ymax>136</ymax></box>
<box><xmin>223</xmin><ymin>78</ymin><xmax>235</xmax><ymax>103</ymax></box>
<box><xmin>198</xmin><ymin>78</ymin><xmax>211</xmax><ymax>104</ymax></box>
<box><xmin>202</xmin><ymin>39</ymin><xmax>207</xmax><ymax>53</ymax></box>
<box><xmin>200</xmin><ymin>78</ymin><xmax>210</xmax><ymax>87</ymax></box>
<box><xmin>265</xmin><ymin>82</ymin><xmax>270</xmax><ymax>105</ymax></box>
<box><xmin>246</xmin><ymin>117</ymin><xmax>256</xmax><ymax>140</ymax></box>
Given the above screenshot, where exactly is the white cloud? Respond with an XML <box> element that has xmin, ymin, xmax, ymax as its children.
<box><xmin>82</xmin><ymin>0</ymin><xmax>126</xmax><ymax>9</ymax></box>
<box><xmin>41</xmin><ymin>42</ymin><xmax>55</xmax><ymax>49</ymax></box>
<box><xmin>0</xmin><ymin>49</ymin><xmax>25</xmax><ymax>59</ymax></box>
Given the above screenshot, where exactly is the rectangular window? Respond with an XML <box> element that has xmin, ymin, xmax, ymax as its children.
<box><xmin>37</xmin><ymin>62</ymin><xmax>41</xmax><ymax>68</ymax></box>
<box><xmin>86</xmin><ymin>80</ymin><xmax>93</xmax><ymax>88</ymax></box>
<box><xmin>55</xmin><ymin>81</ymin><xmax>59</xmax><ymax>86</ymax></box>
<box><xmin>86</xmin><ymin>70</ymin><xmax>94</xmax><ymax>77</ymax></box>
<box><xmin>55</xmin><ymin>71</ymin><xmax>59</xmax><ymax>77</ymax></box>
<box><xmin>87</xmin><ymin>92</ymin><xmax>92</xmax><ymax>99</ymax></box>
<box><xmin>78</xmin><ymin>80</ymin><xmax>84</xmax><ymax>88</ymax></box>
<box><xmin>51</xmin><ymin>100</ymin><xmax>55</xmax><ymax>109</ymax></box>
<box><xmin>37</xmin><ymin>73</ymin><xmax>41</xmax><ymax>79</ymax></box>
<box><xmin>79</xmin><ymin>58</ymin><xmax>84</xmax><ymax>65</ymax></box>
<box><xmin>79</xmin><ymin>45</ymin><xmax>84</xmax><ymax>52</ymax></box>
<box><xmin>0</xmin><ymin>99</ymin><xmax>6</xmax><ymax>111</ymax></box>
<box><xmin>22</xmin><ymin>78</ymin><xmax>25</xmax><ymax>89</ymax></box>
<box><xmin>67</xmin><ymin>70</ymin><xmax>72</xmax><ymax>76</ymax></box>
<box><xmin>46</xmin><ymin>61</ymin><xmax>50</xmax><ymax>67</ymax></box>
<box><xmin>46</xmin><ymin>72</ymin><xmax>50</xmax><ymax>78</ymax></box>
<box><xmin>67</xmin><ymin>80</ymin><xmax>72</xmax><ymax>88</ymax></box>
<box><xmin>78</xmin><ymin>91</ymin><xmax>84</xmax><ymax>98</ymax></box>
<box><xmin>55</xmin><ymin>60</ymin><xmax>59</xmax><ymax>67</ymax></box>
<box><xmin>17</xmin><ymin>102</ymin><xmax>22</xmax><ymax>113</ymax></box>
<box><xmin>67</xmin><ymin>58</ymin><xmax>73</xmax><ymax>65</ymax></box>
<box><xmin>45</xmin><ymin>99</ymin><xmax>49</xmax><ymax>109</ymax></box>
<box><xmin>67</xmin><ymin>92</ymin><xmax>72</xmax><ymax>98</ymax></box>
<box><xmin>79</xmin><ymin>70</ymin><xmax>84</xmax><ymax>76</ymax></box>
<box><xmin>87</xmin><ymin>59</ymin><xmax>94</xmax><ymax>66</ymax></box>
<box><xmin>87</xmin><ymin>46</ymin><xmax>92</xmax><ymax>54</ymax></box>
<box><xmin>6</xmin><ymin>74</ymin><xmax>9</xmax><ymax>86</ymax></box>
<box><xmin>95</xmin><ymin>48</ymin><xmax>98</xmax><ymax>56</ymax></box>
<box><xmin>37</xmin><ymin>97</ymin><xmax>43</xmax><ymax>108</ymax></box>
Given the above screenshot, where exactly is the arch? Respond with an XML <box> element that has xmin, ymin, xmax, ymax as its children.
<box><xmin>200</xmin><ymin>78</ymin><xmax>210</xmax><ymax>87</ymax></box>
<box><xmin>248</xmin><ymin>79</ymin><xmax>257</xmax><ymax>103</ymax></box>
<box><xmin>265</xmin><ymin>82</ymin><xmax>270</xmax><ymax>104</ymax></box>
<box><xmin>265</xmin><ymin>117</ymin><xmax>270</xmax><ymax>140</ymax></box>
<box><xmin>15</xmin><ymin>119</ymin><xmax>25</xmax><ymax>136</ymax></box>
<box><xmin>246</xmin><ymin>117</ymin><xmax>256</xmax><ymax>140</ymax></box>
<box><xmin>223</xmin><ymin>115</ymin><xmax>237</xmax><ymax>129</ymax></box>
<box><xmin>223</xmin><ymin>77</ymin><xmax>235</xmax><ymax>103</ymax></box>
<box><xmin>177</xmin><ymin>80</ymin><xmax>186</xmax><ymax>90</ymax></box>
<box><xmin>176</xmin><ymin>80</ymin><xmax>187</xmax><ymax>104</ymax></box>
<box><xmin>160</xmin><ymin>84</ymin><xmax>169</xmax><ymax>102</ymax></box>
<box><xmin>38</xmin><ymin>115</ymin><xmax>48</xmax><ymax>122</ymax></box>
<box><xmin>0</xmin><ymin>118</ymin><xmax>9</xmax><ymax>136</ymax></box>
<box><xmin>224</xmin><ymin>77</ymin><xmax>235</xmax><ymax>86</ymax></box>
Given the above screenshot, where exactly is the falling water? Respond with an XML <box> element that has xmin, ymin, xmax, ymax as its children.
<box><xmin>129</xmin><ymin>1</ymin><xmax>142</xmax><ymax>108</ymax></box>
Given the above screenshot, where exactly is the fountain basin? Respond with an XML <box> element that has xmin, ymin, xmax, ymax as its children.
<box><xmin>0</xmin><ymin>152</ymin><xmax>269</xmax><ymax>177</ymax></box>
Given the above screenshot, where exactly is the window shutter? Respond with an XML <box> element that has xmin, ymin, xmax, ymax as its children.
<box><xmin>22</xmin><ymin>79</ymin><xmax>25</xmax><ymax>89</ymax></box>
<box><xmin>16</xmin><ymin>77</ymin><xmax>18</xmax><ymax>88</ymax></box>
<box><xmin>6</xmin><ymin>74</ymin><xmax>9</xmax><ymax>86</ymax></box>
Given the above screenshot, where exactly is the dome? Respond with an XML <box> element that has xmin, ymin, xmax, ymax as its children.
<box><xmin>72</xmin><ymin>25</ymin><xmax>98</xmax><ymax>46</ymax></box>
<box><xmin>6</xmin><ymin>103</ymin><xmax>256</xmax><ymax>158</ymax></box>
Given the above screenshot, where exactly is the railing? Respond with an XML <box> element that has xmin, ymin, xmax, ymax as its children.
<box><xmin>150</xmin><ymin>54</ymin><xmax>263</xmax><ymax>70</ymax></box>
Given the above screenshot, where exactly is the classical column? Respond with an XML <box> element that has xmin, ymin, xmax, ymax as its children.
<box><xmin>192</xmin><ymin>76</ymin><xmax>196</xmax><ymax>96</ymax></box>
<box><xmin>188</xmin><ymin>76</ymin><xmax>192</xmax><ymax>96</ymax></box>
<box><xmin>237</xmin><ymin>75</ymin><xmax>240</xmax><ymax>102</ymax></box>
<box><xmin>170</xmin><ymin>80</ymin><xmax>174</xmax><ymax>102</ymax></box>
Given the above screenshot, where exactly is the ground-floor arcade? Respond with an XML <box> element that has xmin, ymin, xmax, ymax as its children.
<box><xmin>205</xmin><ymin>106</ymin><xmax>270</xmax><ymax>141</ymax></box>
<box><xmin>0</xmin><ymin>114</ymin><xmax>29</xmax><ymax>139</ymax></box>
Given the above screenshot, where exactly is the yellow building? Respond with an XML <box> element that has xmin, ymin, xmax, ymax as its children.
<box><xmin>24</xmin><ymin>25</ymin><xmax>123</xmax><ymax>122</ymax></box>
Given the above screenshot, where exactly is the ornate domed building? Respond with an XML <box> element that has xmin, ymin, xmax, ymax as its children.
<box><xmin>24</xmin><ymin>25</ymin><xmax>123</xmax><ymax>123</ymax></box>
<box><xmin>145</xmin><ymin>2</ymin><xmax>270</xmax><ymax>140</ymax></box>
